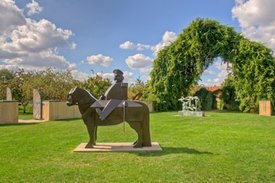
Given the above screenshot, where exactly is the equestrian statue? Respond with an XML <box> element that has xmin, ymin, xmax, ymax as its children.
<box><xmin>67</xmin><ymin>69</ymin><xmax>151</xmax><ymax>148</ymax></box>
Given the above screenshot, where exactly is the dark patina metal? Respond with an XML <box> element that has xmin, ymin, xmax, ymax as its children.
<box><xmin>67</xmin><ymin>69</ymin><xmax>151</xmax><ymax>148</ymax></box>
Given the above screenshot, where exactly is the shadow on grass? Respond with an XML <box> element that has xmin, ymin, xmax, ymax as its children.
<box><xmin>135</xmin><ymin>146</ymin><xmax>214</xmax><ymax>157</ymax></box>
<box><xmin>0</xmin><ymin>123</ymin><xmax>40</xmax><ymax>127</ymax></box>
<box><xmin>53</xmin><ymin>118</ymin><xmax>82</xmax><ymax>122</ymax></box>
<box><xmin>211</xmin><ymin>110</ymin><xmax>242</xmax><ymax>114</ymax></box>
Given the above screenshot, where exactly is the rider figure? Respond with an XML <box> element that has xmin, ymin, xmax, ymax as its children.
<box><xmin>96</xmin><ymin>69</ymin><xmax>128</xmax><ymax>120</ymax></box>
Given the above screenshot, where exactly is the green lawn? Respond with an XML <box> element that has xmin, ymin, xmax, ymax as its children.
<box><xmin>18</xmin><ymin>105</ymin><xmax>33</xmax><ymax>120</ymax></box>
<box><xmin>0</xmin><ymin>112</ymin><xmax>274</xmax><ymax>182</ymax></box>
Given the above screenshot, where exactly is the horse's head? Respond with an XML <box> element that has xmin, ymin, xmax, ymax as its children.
<box><xmin>67</xmin><ymin>87</ymin><xmax>97</xmax><ymax>108</ymax></box>
<box><xmin>67</xmin><ymin>87</ymin><xmax>79</xmax><ymax>106</ymax></box>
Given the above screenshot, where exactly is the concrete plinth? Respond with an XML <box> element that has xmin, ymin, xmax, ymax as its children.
<box><xmin>73</xmin><ymin>142</ymin><xmax>162</xmax><ymax>152</ymax></box>
<box><xmin>178</xmin><ymin>110</ymin><xmax>205</xmax><ymax>117</ymax></box>
<box><xmin>0</xmin><ymin>101</ymin><xmax>18</xmax><ymax>124</ymax></box>
<box><xmin>42</xmin><ymin>101</ymin><xmax>81</xmax><ymax>120</ymax></box>
<box><xmin>259</xmin><ymin>100</ymin><xmax>272</xmax><ymax>116</ymax></box>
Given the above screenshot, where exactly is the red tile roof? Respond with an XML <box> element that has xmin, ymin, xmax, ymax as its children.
<box><xmin>205</xmin><ymin>86</ymin><xmax>221</xmax><ymax>92</ymax></box>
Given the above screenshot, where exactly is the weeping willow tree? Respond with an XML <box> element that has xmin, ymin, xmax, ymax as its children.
<box><xmin>150</xmin><ymin>18</ymin><xmax>275</xmax><ymax>112</ymax></box>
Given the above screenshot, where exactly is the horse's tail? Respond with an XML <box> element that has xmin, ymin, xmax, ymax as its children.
<box><xmin>137</xmin><ymin>101</ymin><xmax>151</xmax><ymax>146</ymax></box>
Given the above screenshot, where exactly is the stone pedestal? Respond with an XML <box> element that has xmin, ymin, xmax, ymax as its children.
<box><xmin>178</xmin><ymin>110</ymin><xmax>205</xmax><ymax>117</ymax></box>
<box><xmin>0</xmin><ymin>101</ymin><xmax>18</xmax><ymax>124</ymax></box>
<box><xmin>259</xmin><ymin>100</ymin><xmax>272</xmax><ymax>116</ymax></box>
<box><xmin>42</xmin><ymin>101</ymin><xmax>81</xmax><ymax>121</ymax></box>
<box><xmin>73</xmin><ymin>142</ymin><xmax>162</xmax><ymax>152</ymax></box>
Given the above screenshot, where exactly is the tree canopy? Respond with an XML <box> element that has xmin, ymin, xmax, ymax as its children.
<box><xmin>81</xmin><ymin>75</ymin><xmax>111</xmax><ymax>99</ymax></box>
<box><xmin>150</xmin><ymin>18</ymin><xmax>275</xmax><ymax>112</ymax></box>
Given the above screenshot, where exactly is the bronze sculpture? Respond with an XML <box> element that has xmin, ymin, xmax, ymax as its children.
<box><xmin>67</xmin><ymin>69</ymin><xmax>151</xmax><ymax>148</ymax></box>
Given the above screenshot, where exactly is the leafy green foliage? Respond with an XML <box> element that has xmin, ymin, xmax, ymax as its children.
<box><xmin>22</xmin><ymin>68</ymin><xmax>78</xmax><ymax>101</ymax></box>
<box><xmin>128</xmin><ymin>78</ymin><xmax>150</xmax><ymax>100</ymax></box>
<box><xmin>0</xmin><ymin>69</ymin><xmax>15</xmax><ymax>99</ymax></box>
<box><xmin>194</xmin><ymin>87</ymin><xmax>213</xmax><ymax>110</ymax></box>
<box><xmin>221</xmin><ymin>75</ymin><xmax>239</xmax><ymax>110</ymax></box>
<box><xmin>232</xmin><ymin>38</ymin><xmax>275</xmax><ymax>112</ymax></box>
<box><xmin>8</xmin><ymin>69</ymin><xmax>33</xmax><ymax>108</ymax></box>
<box><xmin>150</xmin><ymin>18</ymin><xmax>275</xmax><ymax>112</ymax></box>
<box><xmin>0</xmin><ymin>68</ymin><xmax>79</xmax><ymax>113</ymax></box>
<box><xmin>81</xmin><ymin>74</ymin><xmax>111</xmax><ymax>99</ymax></box>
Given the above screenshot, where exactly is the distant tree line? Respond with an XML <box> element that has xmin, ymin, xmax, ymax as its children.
<box><xmin>0</xmin><ymin>68</ymin><xmax>105</xmax><ymax>112</ymax></box>
<box><xmin>0</xmin><ymin>68</ymin><xmax>152</xmax><ymax>113</ymax></box>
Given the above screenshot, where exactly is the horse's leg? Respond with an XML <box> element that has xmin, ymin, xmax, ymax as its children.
<box><xmin>128</xmin><ymin>122</ymin><xmax>143</xmax><ymax>148</ymax></box>
<box><xmin>94</xmin><ymin>126</ymin><xmax>98</xmax><ymax>142</ymax></box>
<box><xmin>83</xmin><ymin>115</ymin><xmax>96</xmax><ymax>148</ymax></box>
<box><xmin>85</xmin><ymin>122</ymin><xmax>96</xmax><ymax>148</ymax></box>
<box><xmin>141</xmin><ymin>109</ymin><xmax>151</xmax><ymax>146</ymax></box>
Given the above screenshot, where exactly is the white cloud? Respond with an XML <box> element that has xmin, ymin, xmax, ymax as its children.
<box><xmin>71</xmin><ymin>69</ymin><xmax>90</xmax><ymax>81</ymax></box>
<box><xmin>0</xmin><ymin>1</ymin><xmax>75</xmax><ymax>71</ymax></box>
<box><xmin>0</xmin><ymin>0</ymin><xmax>26</xmax><ymax>34</ymax></box>
<box><xmin>120</xmin><ymin>31</ymin><xmax>177</xmax><ymax>78</ymax></box>
<box><xmin>162</xmin><ymin>31</ymin><xmax>177</xmax><ymax>43</ymax></box>
<box><xmin>3</xmin><ymin>50</ymin><xmax>71</xmax><ymax>70</ymax></box>
<box><xmin>214</xmin><ymin>61</ymin><xmax>232</xmax><ymax>71</ymax></box>
<box><xmin>136</xmin><ymin>43</ymin><xmax>151</xmax><ymax>51</ymax></box>
<box><xmin>119</xmin><ymin>31</ymin><xmax>177</xmax><ymax>55</ymax></box>
<box><xmin>96</xmin><ymin>72</ymin><xmax>113</xmax><ymax>81</ymax></box>
<box><xmin>151</xmin><ymin>31</ymin><xmax>177</xmax><ymax>55</ymax></box>
<box><xmin>0</xmin><ymin>64</ymin><xmax>21</xmax><ymax>72</ymax></box>
<box><xmin>217</xmin><ymin>69</ymin><xmax>229</xmax><ymax>78</ymax></box>
<box><xmin>213</xmin><ymin>78</ymin><xmax>220</xmax><ymax>83</ymax></box>
<box><xmin>202</xmin><ymin>69</ymin><xmax>216</xmax><ymax>76</ymax></box>
<box><xmin>26</xmin><ymin>0</ymin><xmax>42</xmax><ymax>16</ymax></box>
<box><xmin>71</xmin><ymin>42</ymin><xmax>77</xmax><ymax>49</ymax></box>
<box><xmin>87</xmin><ymin>54</ymin><xmax>113</xmax><ymax>67</ymax></box>
<box><xmin>2</xmin><ymin>18</ymin><xmax>73</xmax><ymax>52</ymax></box>
<box><xmin>125</xmin><ymin>54</ymin><xmax>152</xmax><ymax>70</ymax></box>
<box><xmin>120</xmin><ymin>41</ymin><xmax>151</xmax><ymax>51</ymax></box>
<box><xmin>139</xmin><ymin>66</ymin><xmax>152</xmax><ymax>74</ymax></box>
<box><xmin>120</xmin><ymin>41</ymin><xmax>135</xmax><ymax>49</ymax></box>
<box><xmin>214</xmin><ymin>61</ymin><xmax>231</xmax><ymax>83</ymax></box>
<box><xmin>199</xmin><ymin>60</ymin><xmax>232</xmax><ymax>86</ymax></box>
<box><xmin>96</xmin><ymin>70</ymin><xmax>134</xmax><ymax>84</ymax></box>
<box><xmin>123</xmin><ymin>71</ymin><xmax>134</xmax><ymax>79</ymax></box>
<box><xmin>200</xmin><ymin>78</ymin><xmax>222</xmax><ymax>87</ymax></box>
<box><xmin>232</xmin><ymin>0</ymin><xmax>275</xmax><ymax>51</ymax></box>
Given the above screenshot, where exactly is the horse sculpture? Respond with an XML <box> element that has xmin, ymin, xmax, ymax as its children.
<box><xmin>67</xmin><ymin>87</ymin><xmax>151</xmax><ymax>148</ymax></box>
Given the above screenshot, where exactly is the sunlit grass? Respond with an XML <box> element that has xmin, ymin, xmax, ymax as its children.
<box><xmin>18</xmin><ymin>105</ymin><xmax>33</xmax><ymax>120</ymax></box>
<box><xmin>0</xmin><ymin>111</ymin><xmax>274</xmax><ymax>182</ymax></box>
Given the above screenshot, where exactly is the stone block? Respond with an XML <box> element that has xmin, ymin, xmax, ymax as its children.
<box><xmin>178</xmin><ymin>110</ymin><xmax>205</xmax><ymax>117</ymax></box>
<box><xmin>259</xmin><ymin>100</ymin><xmax>272</xmax><ymax>116</ymax></box>
<box><xmin>42</xmin><ymin>101</ymin><xmax>81</xmax><ymax>121</ymax></box>
<box><xmin>73</xmin><ymin>142</ymin><xmax>162</xmax><ymax>152</ymax></box>
<box><xmin>0</xmin><ymin>101</ymin><xmax>18</xmax><ymax>124</ymax></box>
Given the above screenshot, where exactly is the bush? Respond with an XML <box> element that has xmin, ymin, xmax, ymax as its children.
<box><xmin>194</xmin><ymin>87</ymin><xmax>213</xmax><ymax>110</ymax></box>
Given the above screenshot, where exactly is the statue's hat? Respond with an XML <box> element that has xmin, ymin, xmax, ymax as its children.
<box><xmin>113</xmin><ymin>69</ymin><xmax>123</xmax><ymax>75</ymax></box>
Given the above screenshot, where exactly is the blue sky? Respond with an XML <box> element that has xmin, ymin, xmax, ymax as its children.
<box><xmin>1</xmin><ymin>0</ymin><xmax>275</xmax><ymax>85</ymax></box>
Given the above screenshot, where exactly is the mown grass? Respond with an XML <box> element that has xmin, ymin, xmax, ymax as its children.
<box><xmin>18</xmin><ymin>105</ymin><xmax>33</xmax><ymax>120</ymax></box>
<box><xmin>0</xmin><ymin>112</ymin><xmax>274</xmax><ymax>182</ymax></box>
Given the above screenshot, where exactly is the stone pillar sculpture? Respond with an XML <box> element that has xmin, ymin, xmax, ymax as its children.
<box><xmin>33</xmin><ymin>89</ymin><xmax>42</xmax><ymax>120</ymax></box>
<box><xmin>6</xmin><ymin>87</ymin><xmax>12</xmax><ymax>101</ymax></box>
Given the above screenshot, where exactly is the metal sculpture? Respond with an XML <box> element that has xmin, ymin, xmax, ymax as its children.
<box><xmin>178</xmin><ymin>96</ymin><xmax>204</xmax><ymax>117</ymax></box>
<box><xmin>178</xmin><ymin>96</ymin><xmax>202</xmax><ymax>111</ymax></box>
<box><xmin>67</xmin><ymin>69</ymin><xmax>151</xmax><ymax>148</ymax></box>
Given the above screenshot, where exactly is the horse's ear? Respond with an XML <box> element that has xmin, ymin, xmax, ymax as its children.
<box><xmin>69</xmin><ymin>87</ymin><xmax>78</xmax><ymax>94</ymax></box>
